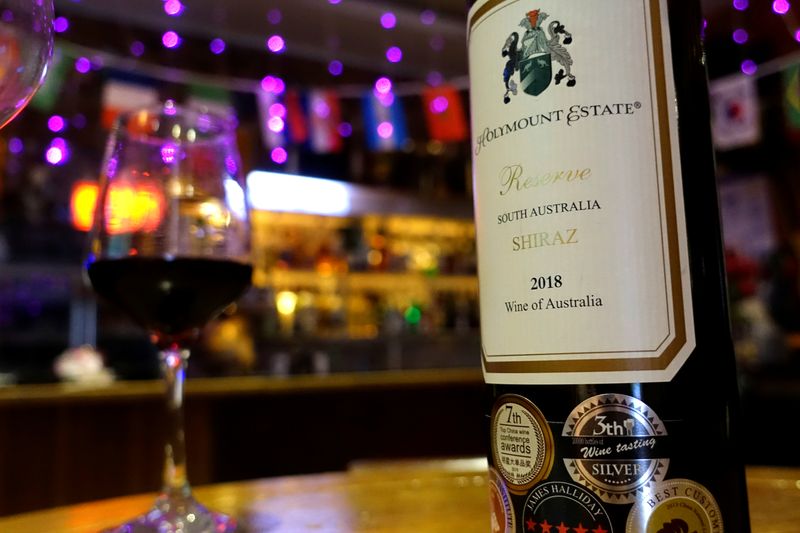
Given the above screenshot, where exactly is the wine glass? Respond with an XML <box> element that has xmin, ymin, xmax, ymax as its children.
<box><xmin>0</xmin><ymin>0</ymin><xmax>53</xmax><ymax>128</ymax></box>
<box><xmin>86</xmin><ymin>103</ymin><xmax>250</xmax><ymax>532</ymax></box>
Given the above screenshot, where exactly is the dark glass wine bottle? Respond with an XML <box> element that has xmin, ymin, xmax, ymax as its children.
<box><xmin>467</xmin><ymin>1</ymin><xmax>751</xmax><ymax>532</ymax></box>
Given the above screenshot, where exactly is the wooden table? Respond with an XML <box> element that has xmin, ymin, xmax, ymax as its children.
<box><xmin>0</xmin><ymin>459</ymin><xmax>796</xmax><ymax>532</ymax></box>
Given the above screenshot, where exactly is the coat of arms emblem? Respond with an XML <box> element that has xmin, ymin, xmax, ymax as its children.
<box><xmin>502</xmin><ymin>9</ymin><xmax>576</xmax><ymax>103</ymax></box>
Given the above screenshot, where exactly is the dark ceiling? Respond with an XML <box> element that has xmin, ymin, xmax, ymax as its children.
<box><xmin>52</xmin><ymin>0</ymin><xmax>798</xmax><ymax>86</ymax></box>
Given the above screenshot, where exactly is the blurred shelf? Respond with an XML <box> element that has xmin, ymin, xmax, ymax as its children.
<box><xmin>0</xmin><ymin>367</ymin><xmax>483</xmax><ymax>405</ymax></box>
<box><xmin>257</xmin><ymin>270</ymin><xmax>478</xmax><ymax>293</ymax></box>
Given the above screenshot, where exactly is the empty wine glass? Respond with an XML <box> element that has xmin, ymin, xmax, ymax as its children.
<box><xmin>0</xmin><ymin>0</ymin><xmax>53</xmax><ymax>128</ymax></box>
<box><xmin>86</xmin><ymin>103</ymin><xmax>250</xmax><ymax>532</ymax></box>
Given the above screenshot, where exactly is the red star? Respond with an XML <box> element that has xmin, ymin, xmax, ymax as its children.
<box><xmin>591</xmin><ymin>525</ymin><xmax>608</xmax><ymax>533</ymax></box>
<box><xmin>557</xmin><ymin>522</ymin><xmax>570</xmax><ymax>533</ymax></box>
<box><xmin>541</xmin><ymin>520</ymin><xmax>553</xmax><ymax>533</ymax></box>
<box><xmin>573</xmin><ymin>524</ymin><xmax>589</xmax><ymax>533</ymax></box>
<box><xmin>526</xmin><ymin>518</ymin><xmax>537</xmax><ymax>531</ymax></box>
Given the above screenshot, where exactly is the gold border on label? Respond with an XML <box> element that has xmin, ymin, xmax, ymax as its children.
<box><xmin>475</xmin><ymin>0</ymin><xmax>690</xmax><ymax>376</ymax></box>
<box><xmin>490</xmin><ymin>394</ymin><xmax>554</xmax><ymax>494</ymax></box>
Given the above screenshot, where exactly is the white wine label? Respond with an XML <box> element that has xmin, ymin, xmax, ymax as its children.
<box><xmin>522</xmin><ymin>481</ymin><xmax>613</xmax><ymax>533</ymax></box>
<box><xmin>468</xmin><ymin>0</ymin><xmax>695</xmax><ymax>384</ymax></box>
<box><xmin>491</xmin><ymin>394</ymin><xmax>554</xmax><ymax>493</ymax></box>
<box><xmin>626</xmin><ymin>479</ymin><xmax>724</xmax><ymax>533</ymax></box>
<box><xmin>562</xmin><ymin>394</ymin><xmax>669</xmax><ymax>504</ymax></box>
<box><xmin>489</xmin><ymin>467</ymin><xmax>517</xmax><ymax>533</ymax></box>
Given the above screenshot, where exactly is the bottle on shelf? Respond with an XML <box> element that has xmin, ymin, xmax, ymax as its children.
<box><xmin>467</xmin><ymin>1</ymin><xmax>751</xmax><ymax>532</ymax></box>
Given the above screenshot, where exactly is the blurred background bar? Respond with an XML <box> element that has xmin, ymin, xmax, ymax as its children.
<box><xmin>1</xmin><ymin>0</ymin><xmax>800</xmax><ymax>518</ymax></box>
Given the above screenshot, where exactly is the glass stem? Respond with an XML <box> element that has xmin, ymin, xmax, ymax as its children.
<box><xmin>160</xmin><ymin>347</ymin><xmax>191</xmax><ymax>499</ymax></box>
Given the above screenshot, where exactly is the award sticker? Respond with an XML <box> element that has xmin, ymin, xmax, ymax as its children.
<box><xmin>523</xmin><ymin>481</ymin><xmax>613</xmax><ymax>533</ymax></box>
<box><xmin>562</xmin><ymin>394</ymin><xmax>669</xmax><ymax>504</ymax></box>
<box><xmin>491</xmin><ymin>394</ymin><xmax>554</xmax><ymax>493</ymax></box>
<box><xmin>626</xmin><ymin>479</ymin><xmax>724</xmax><ymax>533</ymax></box>
<box><xmin>488</xmin><ymin>467</ymin><xmax>516</xmax><ymax>533</ymax></box>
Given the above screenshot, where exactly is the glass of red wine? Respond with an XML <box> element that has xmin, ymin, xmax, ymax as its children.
<box><xmin>86</xmin><ymin>102</ymin><xmax>250</xmax><ymax>532</ymax></box>
<box><xmin>0</xmin><ymin>0</ymin><xmax>54</xmax><ymax>129</ymax></box>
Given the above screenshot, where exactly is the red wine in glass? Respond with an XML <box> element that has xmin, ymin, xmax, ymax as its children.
<box><xmin>88</xmin><ymin>257</ymin><xmax>252</xmax><ymax>347</ymax></box>
<box><xmin>86</xmin><ymin>103</ymin><xmax>251</xmax><ymax>532</ymax></box>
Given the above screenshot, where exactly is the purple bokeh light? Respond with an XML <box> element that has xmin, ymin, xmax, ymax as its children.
<box><xmin>375</xmin><ymin>91</ymin><xmax>395</xmax><ymax>107</ymax></box>
<box><xmin>164</xmin><ymin>0</ymin><xmax>184</xmax><ymax>16</ymax></box>
<box><xmin>225</xmin><ymin>155</ymin><xmax>238</xmax><ymax>175</ymax></box>
<box><xmin>377</xmin><ymin>122</ymin><xmax>394</xmax><ymax>139</ymax></box>
<box><xmin>312</xmin><ymin>99</ymin><xmax>330</xmax><ymax>118</ymax></box>
<box><xmin>267</xmin><ymin>8</ymin><xmax>282</xmax><ymax>24</ymax></box>
<box><xmin>733</xmin><ymin>28</ymin><xmax>749</xmax><ymax>44</ymax></box>
<box><xmin>380</xmin><ymin>12</ymin><xmax>396</xmax><ymax>29</ymax></box>
<box><xmin>162</xmin><ymin>31</ymin><xmax>181</xmax><ymax>49</ymax></box>
<box><xmin>130</xmin><ymin>41</ymin><xmax>145</xmax><ymax>57</ymax></box>
<box><xmin>741</xmin><ymin>59</ymin><xmax>758</xmax><ymax>76</ymax></box>
<box><xmin>375</xmin><ymin>77</ymin><xmax>392</xmax><ymax>94</ymax></box>
<box><xmin>47</xmin><ymin>115</ymin><xmax>66</xmax><ymax>132</ymax></box>
<box><xmin>271</xmin><ymin>147</ymin><xmax>288</xmax><ymax>164</ymax></box>
<box><xmin>210</xmin><ymin>38</ymin><xmax>226</xmax><ymax>54</ymax></box>
<box><xmin>8</xmin><ymin>137</ymin><xmax>23</xmax><ymax>155</ymax></box>
<box><xmin>795</xmin><ymin>28</ymin><xmax>800</xmax><ymax>42</ymax></box>
<box><xmin>53</xmin><ymin>16</ymin><xmax>69</xmax><ymax>33</ymax></box>
<box><xmin>72</xmin><ymin>114</ymin><xmax>86</xmax><ymax>129</ymax></box>
<box><xmin>161</xmin><ymin>143</ymin><xmax>178</xmax><ymax>164</ymax></box>
<box><xmin>338</xmin><ymin>122</ymin><xmax>352</xmax><ymax>138</ymax></box>
<box><xmin>269</xmin><ymin>103</ymin><xmax>286</xmax><ymax>118</ymax></box>
<box><xmin>773</xmin><ymin>0</ymin><xmax>791</xmax><ymax>14</ymax></box>
<box><xmin>267</xmin><ymin>35</ymin><xmax>285</xmax><ymax>53</ymax></box>
<box><xmin>164</xmin><ymin>100</ymin><xmax>178</xmax><ymax>116</ymax></box>
<box><xmin>733</xmin><ymin>0</ymin><xmax>749</xmax><ymax>10</ymax></box>
<box><xmin>430</xmin><ymin>96</ymin><xmax>449</xmax><ymax>114</ymax></box>
<box><xmin>426</xmin><ymin>71</ymin><xmax>443</xmax><ymax>87</ymax></box>
<box><xmin>261</xmin><ymin>76</ymin><xmax>277</xmax><ymax>93</ymax></box>
<box><xmin>386</xmin><ymin>46</ymin><xmax>403</xmax><ymax>63</ymax></box>
<box><xmin>45</xmin><ymin>138</ymin><xmax>68</xmax><ymax>166</ymax></box>
<box><xmin>268</xmin><ymin>116</ymin><xmax>285</xmax><ymax>133</ymax></box>
<box><xmin>430</xmin><ymin>35</ymin><xmax>444</xmax><ymax>51</ymax></box>
<box><xmin>328</xmin><ymin>60</ymin><xmax>343</xmax><ymax>76</ymax></box>
<box><xmin>420</xmin><ymin>9</ymin><xmax>436</xmax><ymax>25</ymax></box>
<box><xmin>75</xmin><ymin>57</ymin><xmax>91</xmax><ymax>73</ymax></box>
<box><xmin>328</xmin><ymin>0</ymin><xmax>342</xmax><ymax>4</ymax></box>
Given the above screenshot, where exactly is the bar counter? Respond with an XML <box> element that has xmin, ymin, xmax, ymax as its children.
<box><xmin>0</xmin><ymin>370</ymin><xmax>487</xmax><ymax>516</ymax></box>
<box><xmin>0</xmin><ymin>458</ymin><xmax>795</xmax><ymax>532</ymax></box>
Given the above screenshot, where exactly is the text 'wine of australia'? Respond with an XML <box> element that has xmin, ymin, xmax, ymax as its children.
<box><xmin>466</xmin><ymin>1</ymin><xmax>751</xmax><ymax>531</ymax></box>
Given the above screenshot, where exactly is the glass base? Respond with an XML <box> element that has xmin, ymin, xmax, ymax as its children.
<box><xmin>101</xmin><ymin>494</ymin><xmax>238</xmax><ymax>533</ymax></box>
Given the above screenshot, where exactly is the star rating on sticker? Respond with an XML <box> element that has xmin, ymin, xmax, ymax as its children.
<box><xmin>522</xmin><ymin>520</ymin><xmax>607</xmax><ymax>533</ymax></box>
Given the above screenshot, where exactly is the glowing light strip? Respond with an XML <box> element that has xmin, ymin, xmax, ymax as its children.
<box><xmin>247</xmin><ymin>171</ymin><xmax>351</xmax><ymax>216</ymax></box>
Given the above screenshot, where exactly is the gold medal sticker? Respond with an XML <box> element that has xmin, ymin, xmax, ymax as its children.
<box><xmin>626</xmin><ymin>479</ymin><xmax>724</xmax><ymax>533</ymax></box>
<box><xmin>490</xmin><ymin>394</ymin><xmax>554</xmax><ymax>494</ymax></box>
<box><xmin>488</xmin><ymin>468</ymin><xmax>516</xmax><ymax>533</ymax></box>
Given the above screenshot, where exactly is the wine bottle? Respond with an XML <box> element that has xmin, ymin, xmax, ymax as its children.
<box><xmin>466</xmin><ymin>1</ymin><xmax>751</xmax><ymax>532</ymax></box>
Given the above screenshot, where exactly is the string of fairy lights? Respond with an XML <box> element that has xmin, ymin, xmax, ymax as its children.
<box><xmin>19</xmin><ymin>0</ymin><xmax>800</xmax><ymax>168</ymax></box>
<box><xmin>23</xmin><ymin>0</ymin><xmax>467</xmax><ymax>167</ymax></box>
<box><xmin>728</xmin><ymin>0</ymin><xmax>800</xmax><ymax>76</ymax></box>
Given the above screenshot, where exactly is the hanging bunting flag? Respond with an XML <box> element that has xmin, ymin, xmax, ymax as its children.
<box><xmin>101</xmin><ymin>78</ymin><xmax>159</xmax><ymax>129</ymax></box>
<box><xmin>709</xmin><ymin>75</ymin><xmax>762</xmax><ymax>151</ymax></box>
<box><xmin>783</xmin><ymin>64</ymin><xmax>800</xmax><ymax>134</ymax></box>
<box><xmin>362</xmin><ymin>92</ymin><xmax>409</xmax><ymax>151</ymax></box>
<box><xmin>256</xmin><ymin>90</ymin><xmax>286</xmax><ymax>149</ymax></box>
<box><xmin>187</xmin><ymin>84</ymin><xmax>235</xmax><ymax>120</ymax></box>
<box><xmin>284</xmin><ymin>90</ymin><xmax>309</xmax><ymax>144</ymax></box>
<box><xmin>421</xmin><ymin>85</ymin><xmax>468</xmax><ymax>142</ymax></box>
<box><xmin>308</xmin><ymin>89</ymin><xmax>343</xmax><ymax>153</ymax></box>
<box><xmin>30</xmin><ymin>49</ymin><xmax>69</xmax><ymax>112</ymax></box>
